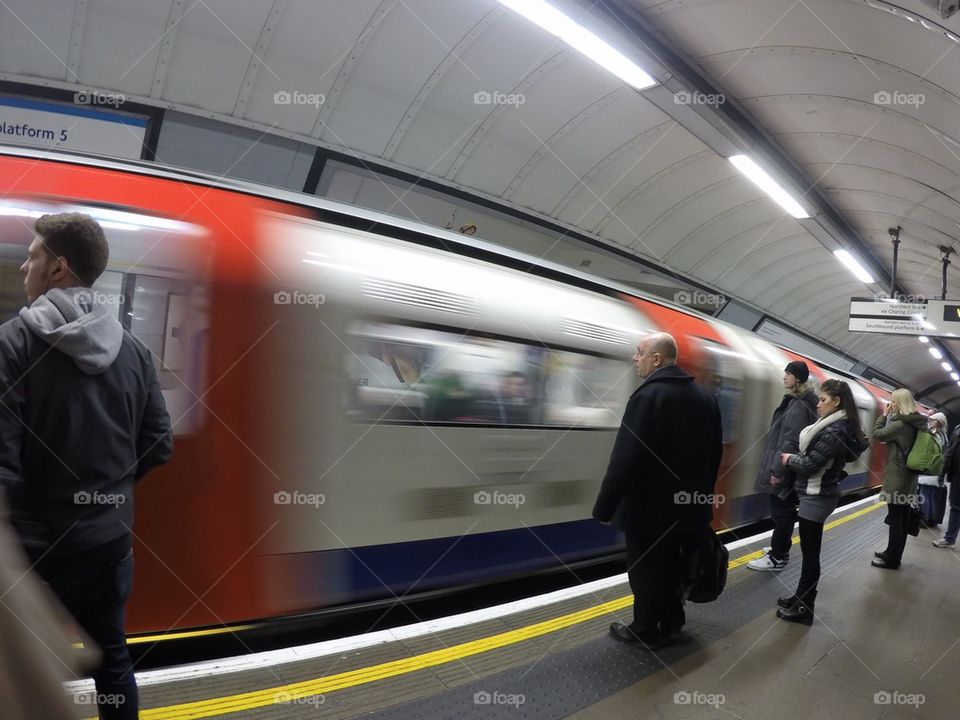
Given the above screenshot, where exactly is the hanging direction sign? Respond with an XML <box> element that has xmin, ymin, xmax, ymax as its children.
<box><xmin>849</xmin><ymin>298</ymin><xmax>960</xmax><ymax>337</ymax></box>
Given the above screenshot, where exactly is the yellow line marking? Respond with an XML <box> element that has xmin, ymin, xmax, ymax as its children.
<box><xmin>127</xmin><ymin>625</ymin><xmax>258</xmax><ymax>645</ymax></box>
<box><xmin>73</xmin><ymin>625</ymin><xmax>258</xmax><ymax>651</ymax></box>
<box><xmin>94</xmin><ymin>501</ymin><xmax>882</xmax><ymax>720</ymax></box>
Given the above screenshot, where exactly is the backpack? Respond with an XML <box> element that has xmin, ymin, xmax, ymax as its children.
<box><xmin>844</xmin><ymin>431</ymin><xmax>870</xmax><ymax>463</ymax></box>
<box><xmin>906</xmin><ymin>429</ymin><xmax>944</xmax><ymax>475</ymax></box>
<box><xmin>681</xmin><ymin>528</ymin><xmax>729</xmax><ymax>603</ymax></box>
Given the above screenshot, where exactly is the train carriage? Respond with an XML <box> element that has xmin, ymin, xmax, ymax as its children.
<box><xmin>0</xmin><ymin>145</ymin><xmax>898</xmax><ymax>636</ymax></box>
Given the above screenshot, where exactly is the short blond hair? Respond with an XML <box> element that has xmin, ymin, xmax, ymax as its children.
<box><xmin>890</xmin><ymin>388</ymin><xmax>917</xmax><ymax>414</ymax></box>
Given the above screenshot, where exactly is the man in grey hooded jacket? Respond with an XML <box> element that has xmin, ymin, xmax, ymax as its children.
<box><xmin>0</xmin><ymin>212</ymin><xmax>172</xmax><ymax>720</ymax></box>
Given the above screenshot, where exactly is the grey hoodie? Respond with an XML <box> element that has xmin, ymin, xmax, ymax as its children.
<box><xmin>18</xmin><ymin>287</ymin><xmax>124</xmax><ymax>375</ymax></box>
<box><xmin>0</xmin><ymin>287</ymin><xmax>172</xmax><ymax>559</ymax></box>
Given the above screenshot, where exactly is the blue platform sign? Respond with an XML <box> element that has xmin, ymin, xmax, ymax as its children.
<box><xmin>0</xmin><ymin>95</ymin><xmax>147</xmax><ymax>159</ymax></box>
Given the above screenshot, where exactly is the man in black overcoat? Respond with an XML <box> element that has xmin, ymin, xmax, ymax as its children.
<box><xmin>593</xmin><ymin>332</ymin><xmax>723</xmax><ymax>647</ymax></box>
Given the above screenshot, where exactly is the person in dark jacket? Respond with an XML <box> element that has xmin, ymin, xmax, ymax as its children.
<box><xmin>0</xmin><ymin>213</ymin><xmax>172</xmax><ymax>719</ymax></box>
<box><xmin>748</xmin><ymin>360</ymin><xmax>818</xmax><ymax>572</ymax></box>
<box><xmin>871</xmin><ymin>388</ymin><xmax>927</xmax><ymax>569</ymax></box>
<box><xmin>934</xmin><ymin>422</ymin><xmax>960</xmax><ymax>548</ymax></box>
<box><xmin>593</xmin><ymin>332</ymin><xmax>723</xmax><ymax>648</ymax></box>
<box><xmin>777</xmin><ymin>379</ymin><xmax>867</xmax><ymax>625</ymax></box>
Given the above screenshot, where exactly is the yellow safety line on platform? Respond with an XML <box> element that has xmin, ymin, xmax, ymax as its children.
<box><xmin>101</xmin><ymin>501</ymin><xmax>882</xmax><ymax>720</ymax></box>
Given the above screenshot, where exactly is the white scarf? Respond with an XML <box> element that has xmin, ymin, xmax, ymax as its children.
<box><xmin>798</xmin><ymin>410</ymin><xmax>846</xmax><ymax>454</ymax></box>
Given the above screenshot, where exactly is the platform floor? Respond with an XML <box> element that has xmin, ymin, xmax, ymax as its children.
<box><xmin>75</xmin><ymin>498</ymin><xmax>958</xmax><ymax>719</ymax></box>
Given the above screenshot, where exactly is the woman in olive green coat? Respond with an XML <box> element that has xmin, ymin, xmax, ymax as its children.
<box><xmin>871</xmin><ymin>388</ymin><xmax>928</xmax><ymax>569</ymax></box>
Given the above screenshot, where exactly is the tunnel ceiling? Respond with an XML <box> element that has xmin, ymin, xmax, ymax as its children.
<box><xmin>1</xmin><ymin>0</ymin><xmax>958</xmax><ymax>403</ymax></box>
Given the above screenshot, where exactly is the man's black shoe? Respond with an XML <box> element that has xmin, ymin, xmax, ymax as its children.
<box><xmin>873</xmin><ymin>551</ymin><xmax>888</xmax><ymax>559</ymax></box>
<box><xmin>777</xmin><ymin>595</ymin><xmax>797</xmax><ymax>609</ymax></box>
<box><xmin>871</xmin><ymin>558</ymin><xmax>900</xmax><ymax>570</ymax></box>
<box><xmin>661</xmin><ymin>627</ymin><xmax>682</xmax><ymax>645</ymax></box>
<box><xmin>609</xmin><ymin>622</ymin><xmax>669</xmax><ymax>648</ymax></box>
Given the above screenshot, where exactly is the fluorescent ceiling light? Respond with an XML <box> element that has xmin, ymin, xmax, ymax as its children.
<box><xmin>931</xmin><ymin>347</ymin><xmax>944</xmax><ymax>359</ymax></box>
<box><xmin>728</xmin><ymin>155</ymin><xmax>810</xmax><ymax>219</ymax></box>
<box><xmin>943</xmin><ymin>362</ymin><xmax>953</xmax><ymax>372</ymax></box>
<box><xmin>952</xmin><ymin>372</ymin><xmax>959</xmax><ymax>381</ymax></box>
<box><xmin>496</xmin><ymin>0</ymin><xmax>657</xmax><ymax>90</ymax></box>
<box><xmin>833</xmin><ymin>249</ymin><xmax>876</xmax><ymax>284</ymax></box>
<box><xmin>919</xmin><ymin>336</ymin><xmax>930</xmax><ymax>343</ymax></box>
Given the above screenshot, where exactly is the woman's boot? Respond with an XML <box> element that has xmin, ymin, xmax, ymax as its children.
<box><xmin>777</xmin><ymin>590</ymin><xmax>815</xmax><ymax>625</ymax></box>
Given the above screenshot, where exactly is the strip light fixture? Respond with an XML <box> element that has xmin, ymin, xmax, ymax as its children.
<box><xmin>834</xmin><ymin>249</ymin><xmax>876</xmax><ymax>284</ymax></box>
<box><xmin>496</xmin><ymin>0</ymin><xmax>657</xmax><ymax>90</ymax></box>
<box><xmin>728</xmin><ymin>155</ymin><xmax>810</xmax><ymax>219</ymax></box>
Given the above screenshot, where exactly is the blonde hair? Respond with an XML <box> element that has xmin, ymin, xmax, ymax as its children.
<box><xmin>890</xmin><ymin>388</ymin><xmax>917</xmax><ymax>414</ymax></box>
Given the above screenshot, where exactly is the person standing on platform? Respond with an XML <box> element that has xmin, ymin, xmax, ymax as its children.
<box><xmin>918</xmin><ymin>412</ymin><xmax>948</xmax><ymax>528</ymax></box>
<box><xmin>748</xmin><ymin>360</ymin><xmax>818</xmax><ymax>572</ymax></box>
<box><xmin>871</xmin><ymin>389</ymin><xmax>927</xmax><ymax>570</ymax></box>
<box><xmin>933</xmin><ymin>420</ymin><xmax>960</xmax><ymax>548</ymax></box>
<box><xmin>592</xmin><ymin>332</ymin><xmax>723</xmax><ymax>648</ymax></box>
<box><xmin>0</xmin><ymin>213</ymin><xmax>173</xmax><ymax>720</ymax></box>
<box><xmin>777</xmin><ymin>379</ymin><xmax>867</xmax><ymax>625</ymax></box>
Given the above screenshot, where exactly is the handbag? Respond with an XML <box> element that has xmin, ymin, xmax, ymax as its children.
<box><xmin>883</xmin><ymin>503</ymin><xmax>923</xmax><ymax>537</ymax></box>
<box><xmin>906</xmin><ymin>503</ymin><xmax>922</xmax><ymax>537</ymax></box>
<box><xmin>680</xmin><ymin>528</ymin><xmax>729</xmax><ymax>603</ymax></box>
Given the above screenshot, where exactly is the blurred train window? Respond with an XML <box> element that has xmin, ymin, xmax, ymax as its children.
<box><xmin>345</xmin><ymin>321</ymin><xmax>622</xmax><ymax>428</ymax></box>
<box><xmin>695</xmin><ymin>338</ymin><xmax>744</xmax><ymax>443</ymax></box>
<box><xmin>542</xmin><ymin>349</ymin><xmax>623</xmax><ymax>427</ymax></box>
<box><xmin>0</xmin><ymin>198</ymin><xmax>208</xmax><ymax>435</ymax></box>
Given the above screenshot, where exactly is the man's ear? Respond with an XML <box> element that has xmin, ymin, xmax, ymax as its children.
<box><xmin>51</xmin><ymin>256</ymin><xmax>69</xmax><ymax>280</ymax></box>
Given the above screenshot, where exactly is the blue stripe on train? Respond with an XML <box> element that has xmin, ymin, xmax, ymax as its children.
<box><xmin>336</xmin><ymin>519</ymin><xmax>621</xmax><ymax>601</ymax></box>
<box><xmin>312</xmin><ymin>475</ymin><xmax>872</xmax><ymax>603</ymax></box>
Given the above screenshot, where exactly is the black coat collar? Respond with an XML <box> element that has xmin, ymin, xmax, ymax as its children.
<box><xmin>637</xmin><ymin>364</ymin><xmax>693</xmax><ymax>388</ymax></box>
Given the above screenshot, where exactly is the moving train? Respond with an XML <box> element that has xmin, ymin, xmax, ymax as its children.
<box><xmin>0</xmin><ymin>145</ymin><xmax>906</xmax><ymax>636</ymax></box>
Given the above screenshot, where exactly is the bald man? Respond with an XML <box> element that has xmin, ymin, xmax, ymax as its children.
<box><xmin>593</xmin><ymin>332</ymin><xmax>723</xmax><ymax>648</ymax></box>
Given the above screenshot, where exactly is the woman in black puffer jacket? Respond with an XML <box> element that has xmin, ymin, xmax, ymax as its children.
<box><xmin>776</xmin><ymin>379</ymin><xmax>868</xmax><ymax>625</ymax></box>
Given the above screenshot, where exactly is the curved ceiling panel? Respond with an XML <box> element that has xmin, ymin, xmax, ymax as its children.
<box><xmin>1</xmin><ymin>0</ymin><xmax>958</xmax><ymax>401</ymax></box>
